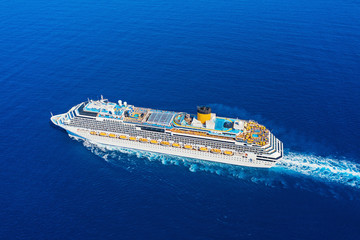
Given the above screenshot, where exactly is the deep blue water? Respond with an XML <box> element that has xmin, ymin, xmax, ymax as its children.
<box><xmin>1</xmin><ymin>0</ymin><xmax>360</xmax><ymax>239</ymax></box>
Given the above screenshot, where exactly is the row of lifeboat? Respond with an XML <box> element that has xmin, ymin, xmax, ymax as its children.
<box><xmin>90</xmin><ymin>131</ymin><xmax>234</xmax><ymax>156</ymax></box>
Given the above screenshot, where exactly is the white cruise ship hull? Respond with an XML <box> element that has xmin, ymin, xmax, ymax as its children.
<box><xmin>56</xmin><ymin>122</ymin><xmax>277</xmax><ymax>168</ymax></box>
<box><xmin>51</xmin><ymin>99</ymin><xmax>283</xmax><ymax>169</ymax></box>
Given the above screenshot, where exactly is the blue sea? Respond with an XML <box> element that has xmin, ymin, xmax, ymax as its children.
<box><xmin>1</xmin><ymin>0</ymin><xmax>360</xmax><ymax>239</ymax></box>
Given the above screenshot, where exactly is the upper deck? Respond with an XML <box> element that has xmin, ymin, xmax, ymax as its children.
<box><xmin>77</xmin><ymin>98</ymin><xmax>269</xmax><ymax>147</ymax></box>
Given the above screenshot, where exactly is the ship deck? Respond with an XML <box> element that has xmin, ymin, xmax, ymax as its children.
<box><xmin>81</xmin><ymin>99</ymin><xmax>269</xmax><ymax>147</ymax></box>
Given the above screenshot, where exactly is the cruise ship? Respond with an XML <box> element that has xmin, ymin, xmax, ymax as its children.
<box><xmin>51</xmin><ymin>96</ymin><xmax>283</xmax><ymax>168</ymax></box>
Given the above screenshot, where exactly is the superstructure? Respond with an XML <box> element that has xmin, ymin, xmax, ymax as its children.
<box><xmin>51</xmin><ymin>97</ymin><xmax>283</xmax><ymax>168</ymax></box>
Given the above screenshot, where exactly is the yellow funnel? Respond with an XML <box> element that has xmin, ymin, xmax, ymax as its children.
<box><xmin>197</xmin><ymin>106</ymin><xmax>211</xmax><ymax>124</ymax></box>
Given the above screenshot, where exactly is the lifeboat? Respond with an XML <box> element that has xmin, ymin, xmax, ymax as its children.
<box><xmin>129</xmin><ymin>136</ymin><xmax>137</xmax><ymax>141</ymax></box>
<box><xmin>109</xmin><ymin>133</ymin><xmax>116</xmax><ymax>138</ymax></box>
<box><xmin>199</xmin><ymin>147</ymin><xmax>208</xmax><ymax>152</ymax></box>
<box><xmin>90</xmin><ymin>131</ymin><xmax>97</xmax><ymax>135</ymax></box>
<box><xmin>119</xmin><ymin>135</ymin><xmax>128</xmax><ymax>139</ymax></box>
<box><xmin>161</xmin><ymin>141</ymin><xmax>170</xmax><ymax>146</ymax></box>
<box><xmin>184</xmin><ymin>144</ymin><xmax>193</xmax><ymax>149</ymax></box>
<box><xmin>223</xmin><ymin>150</ymin><xmax>234</xmax><ymax>156</ymax></box>
<box><xmin>172</xmin><ymin>143</ymin><xmax>180</xmax><ymax>148</ymax></box>
<box><xmin>150</xmin><ymin>139</ymin><xmax>158</xmax><ymax>144</ymax></box>
<box><xmin>139</xmin><ymin>138</ymin><xmax>148</xmax><ymax>143</ymax></box>
<box><xmin>99</xmin><ymin>132</ymin><xmax>107</xmax><ymax>136</ymax></box>
<box><xmin>210</xmin><ymin>148</ymin><xmax>221</xmax><ymax>154</ymax></box>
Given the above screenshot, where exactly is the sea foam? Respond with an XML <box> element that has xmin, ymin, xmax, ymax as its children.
<box><xmin>277</xmin><ymin>152</ymin><xmax>360</xmax><ymax>188</ymax></box>
<box><xmin>77</xmin><ymin>137</ymin><xmax>360</xmax><ymax>193</ymax></box>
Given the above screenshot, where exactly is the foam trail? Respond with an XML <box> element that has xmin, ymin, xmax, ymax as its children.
<box><xmin>276</xmin><ymin>151</ymin><xmax>360</xmax><ymax>188</ymax></box>
<box><xmin>75</xmin><ymin>137</ymin><xmax>360</xmax><ymax>192</ymax></box>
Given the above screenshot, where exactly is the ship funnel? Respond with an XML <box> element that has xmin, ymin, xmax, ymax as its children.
<box><xmin>197</xmin><ymin>106</ymin><xmax>211</xmax><ymax>124</ymax></box>
<box><xmin>124</xmin><ymin>101</ymin><xmax>127</xmax><ymax>107</ymax></box>
<box><xmin>118</xmin><ymin>100</ymin><xmax>122</xmax><ymax>106</ymax></box>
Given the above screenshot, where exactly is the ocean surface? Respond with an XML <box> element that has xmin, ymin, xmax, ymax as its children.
<box><xmin>1</xmin><ymin>0</ymin><xmax>360</xmax><ymax>239</ymax></box>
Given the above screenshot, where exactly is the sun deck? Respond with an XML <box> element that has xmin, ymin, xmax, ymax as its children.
<box><xmin>79</xmin><ymin>99</ymin><xmax>270</xmax><ymax>147</ymax></box>
<box><xmin>173</xmin><ymin>113</ymin><xmax>241</xmax><ymax>134</ymax></box>
<box><xmin>84</xmin><ymin>100</ymin><xmax>125</xmax><ymax>119</ymax></box>
<box><xmin>171</xmin><ymin>112</ymin><xmax>269</xmax><ymax>146</ymax></box>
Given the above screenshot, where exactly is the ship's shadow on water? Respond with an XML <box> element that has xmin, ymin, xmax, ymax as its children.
<box><xmin>72</xmin><ymin>136</ymin><xmax>360</xmax><ymax>200</ymax></box>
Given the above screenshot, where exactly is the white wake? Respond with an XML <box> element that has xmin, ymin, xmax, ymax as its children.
<box><xmin>276</xmin><ymin>152</ymin><xmax>360</xmax><ymax>188</ymax></box>
<box><xmin>77</xmin><ymin>138</ymin><xmax>360</xmax><ymax>192</ymax></box>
